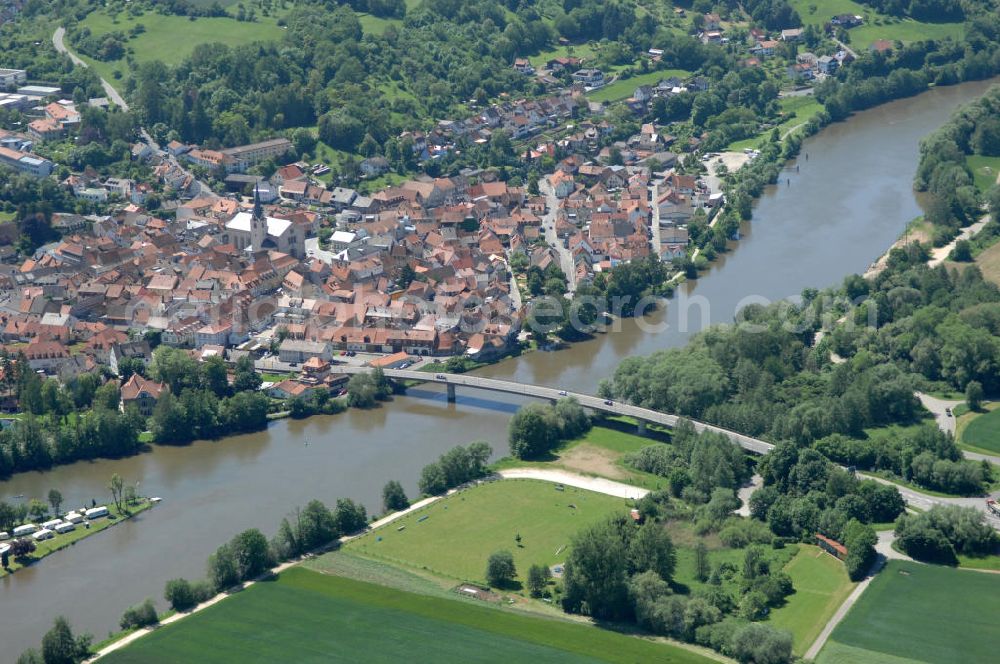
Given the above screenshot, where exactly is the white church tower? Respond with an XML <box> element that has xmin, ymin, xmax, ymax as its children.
<box><xmin>250</xmin><ymin>184</ymin><xmax>267</xmax><ymax>252</ymax></box>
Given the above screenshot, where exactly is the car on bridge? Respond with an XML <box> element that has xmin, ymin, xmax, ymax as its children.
<box><xmin>558</xmin><ymin>390</ymin><xmax>567</xmax><ymax>396</ymax></box>
<box><xmin>435</xmin><ymin>374</ymin><xmax>447</xmax><ymax>380</ymax></box>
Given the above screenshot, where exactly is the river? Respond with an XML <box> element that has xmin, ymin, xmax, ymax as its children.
<box><xmin>0</xmin><ymin>78</ymin><xmax>995</xmax><ymax>659</ymax></box>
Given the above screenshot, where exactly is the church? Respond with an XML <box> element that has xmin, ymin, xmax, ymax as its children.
<box><xmin>223</xmin><ymin>188</ymin><xmax>305</xmax><ymax>259</ymax></box>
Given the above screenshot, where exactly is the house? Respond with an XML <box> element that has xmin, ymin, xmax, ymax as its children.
<box><xmin>360</xmin><ymin>157</ymin><xmax>390</xmax><ymax>177</ymax></box>
<box><xmin>831</xmin><ymin>14</ymin><xmax>863</xmax><ymax>28</ymax></box>
<box><xmin>755</xmin><ymin>40</ymin><xmax>779</xmax><ymax>57</ymax></box>
<box><xmin>513</xmin><ymin>58</ymin><xmax>535</xmax><ymax>75</ymax></box>
<box><xmin>220</xmin><ymin>138</ymin><xmax>292</xmax><ymax>173</ymax></box>
<box><xmin>120</xmin><ymin>374</ymin><xmax>166</xmax><ymax>417</ymax></box>
<box><xmin>818</xmin><ymin>55</ymin><xmax>838</xmax><ymax>75</ymax></box>
<box><xmin>787</xmin><ymin>63</ymin><xmax>815</xmax><ymax>81</ymax></box>
<box><xmin>223</xmin><ymin>191</ymin><xmax>305</xmax><ymax>258</ymax></box>
<box><xmin>572</xmin><ymin>69</ymin><xmax>605</xmax><ymax>88</ymax></box>
<box><xmin>780</xmin><ymin>28</ymin><xmax>803</xmax><ymax>41</ymax></box>
<box><xmin>0</xmin><ymin>68</ymin><xmax>27</xmax><ymax>90</ymax></box>
<box><xmin>278</xmin><ymin>339</ymin><xmax>333</xmax><ymax>364</ymax></box>
<box><xmin>703</xmin><ymin>13</ymin><xmax>721</xmax><ymax>31</ymax></box>
<box><xmin>0</xmin><ymin>146</ymin><xmax>53</xmax><ymax>177</ymax></box>
<box><xmin>701</xmin><ymin>31</ymin><xmax>723</xmax><ymax>45</ymax></box>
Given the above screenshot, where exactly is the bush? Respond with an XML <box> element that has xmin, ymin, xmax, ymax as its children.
<box><xmin>164</xmin><ymin>578</ymin><xmax>196</xmax><ymax>612</ymax></box>
<box><xmin>527</xmin><ymin>563</ymin><xmax>551</xmax><ymax>597</ymax></box>
<box><xmin>120</xmin><ymin>599</ymin><xmax>158</xmax><ymax>630</ymax></box>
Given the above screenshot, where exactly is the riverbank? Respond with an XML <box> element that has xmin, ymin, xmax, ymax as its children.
<box><xmin>1</xmin><ymin>499</ymin><xmax>154</xmax><ymax>578</ymax></box>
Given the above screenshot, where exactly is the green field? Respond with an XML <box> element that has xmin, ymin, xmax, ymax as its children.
<box><xmin>76</xmin><ymin>10</ymin><xmax>286</xmax><ymax>86</ymax></box>
<box><xmin>768</xmin><ymin>546</ymin><xmax>855</xmax><ymax>656</ymax></box>
<box><xmin>587</xmin><ymin>68</ymin><xmax>691</xmax><ymax>103</ymax></box>
<box><xmin>348</xmin><ymin>479</ymin><xmax>629</xmax><ymax>585</ymax></box>
<box><xmin>960</xmin><ymin>404</ymin><xmax>1000</xmax><ymax>453</ymax></box>
<box><xmin>788</xmin><ymin>0</ymin><xmax>964</xmax><ymax>47</ymax></box>
<box><xmin>103</xmin><ymin>567</ymin><xmax>717</xmax><ymax>664</ymax></box>
<box><xmin>967</xmin><ymin>154</ymin><xmax>1000</xmax><ymax>193</ymax></box>
<box><xmin>817</xmin><ymin>561</ymin><xmax>1000</xmax><ymax>664</ymax></box>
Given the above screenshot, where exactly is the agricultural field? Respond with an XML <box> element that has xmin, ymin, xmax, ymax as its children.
<box><xmin>817</xmin><ymin>561</ymin><xmax>1000</xmax><ymax>664</ymax></box>
<box><xmin>102</xmin><ymin>568</ymin><xmax>718</xmax><ymax>664</ymax></box>
<box><xmin>493</xmin><ymin>420</ymin><xmax>671</xmax><ymax>490</ymax></box>
<box><xmin>767</xmin><ymin>546</ymin><xmax>855</xmax><ymax>656</ymax></box>
<box><xmin>347</xmin><ymin>479</ymin><xmax>630</xmax><ymax>585</ymax></box>
<box><xmin>75</xmin><ymin>9</ymin><xmax>287</xmax><ymax>87</ymax></box>
<box><xmin>967</xmin><ymin>154</ymin><xmax>1000</xmax><ymax>193</ymax></box>
<box><xmin>958</xmin><ymin>403</ymin><xmax>1000</xmax><ymax>454</ymax></box>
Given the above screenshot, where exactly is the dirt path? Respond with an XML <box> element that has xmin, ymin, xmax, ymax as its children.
<box><xmin>929</xmin><ymin>214</ymin><xmax>990</xmax><ymax>267</ymax></box>
<box><xmin>498</xmin><ymin>468</ymin><xmax>649</xmax><ymax>499</ymax></box>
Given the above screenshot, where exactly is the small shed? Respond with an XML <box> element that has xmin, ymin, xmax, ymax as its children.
<box><xmin>816</xmin><ymin>533</ymin><xmax>848</xmax><ymax>560</ymax></box>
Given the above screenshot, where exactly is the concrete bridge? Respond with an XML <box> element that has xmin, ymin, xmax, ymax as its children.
<box><xmin>337</xmin><ymin>366</ymin><xmax>1000</xmax><ymax>529</ymax></box>
<box><xmin>336</xmin><ymin>366</ymin><xmax>774</xmax><ymax>455</ymax></box>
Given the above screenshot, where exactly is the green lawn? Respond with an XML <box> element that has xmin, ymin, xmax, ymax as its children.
<box><xmin>103</xmin><ymin>567</ymin><xmax>717</xmax><ymax>664</ymax></box>
<box><xmin>967</xmin><ymin>154</ymin><xmax>1000</xmax><ymax>193</ymax></box>
<box><xmin>959</xmin><ymin>404</ymin><xmax>1000</xmax><ymax>454</ymax></box>
<box><xmin>790</xmin><ymin>0</ymin><xmax>871</xmax><ymax>26</ymax></box>
<box><xmin>528</xmin><ymin>43</ymin><xmax>600</xmax><ymax>70</ymax></box>
<box><xmin>768</xmin><ymin>546</ymin><xmax>855</xmax><ymax>656</ymax></box>
<box><xmin>347</xmin><ymin>479</ymin><xmax>629</xmax><ymax>585</ymax></box>
<box><xmin>76</xmin><ymin>10</ymin><xmax>286</xmax><ymax>87</ymax></box>
<box><xmin>817</xmin><ymin>561</ymin><xmax>1000</xmax><ymax>664</ymax></box>
<box><xmin>1</xmin><ymin>500</ymin><xmax>152</xmax><ymax>577</ymax></box>
<box><xmin>587</xmin><ymin>68</ymin><xmax>691</xmax><ymax>103</ymax></box>
<box><xmin>727</xmin><ymin>96</ymin><xmax>823</xmax><ymax>151</ymax></box>
<box><xmin>848</xmin><ymin>19</ymin><xmax>964</xmax><ymax>49</ymax></box>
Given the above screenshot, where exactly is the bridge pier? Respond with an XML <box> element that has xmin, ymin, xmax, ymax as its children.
<box><xmin>637</xmin><ymin>421</ymin><xmax>647</xmax><ymax>436</ymax></box>
<box><xmin>446</xmin><ymin>383</ymin><xmax>456</xmax><ymax>403</ymax></box>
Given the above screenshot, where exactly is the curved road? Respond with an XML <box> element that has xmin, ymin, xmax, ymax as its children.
<box><xmin>355</xmin><ymin>367</ymin><xmax>1000</xmax><ymax>528</ymax></box>
<box><xmin>52</xmin><ymin>27</ymin><xmax>129</xmax><ymax>110</ymax></box>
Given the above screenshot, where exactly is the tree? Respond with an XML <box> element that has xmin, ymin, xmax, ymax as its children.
<box><xmin>207</xmin><ymin>544</ymin><xmax>239</xmax><ymax>591</ymax></box>
<box><xmin>966</xmin><ymin>380</ymin><xmax>984</xmax><ymax>411</ymax></box>
<box><xmin>201</xmin><ymin>356</ymin><xmax>231</xmax><ymax>398</ymax></box>
<box><xmin>232</xmin><ymin>356</ymin><xmax>262</xmax><ymax>393</ymax></box>
<box><xmin>47</xmin><ymin>489</ymin><xmax>63</xmax><ymax>516</ymax></box>
<box><xmin>10</xmin><ymin>538</ymin><xmax>36</xmax><ymax>560</ymax></box>
<box><xmin>382</xmin><ymin>480</ymin><xmax>409</xmax><ymax>512</ymax></box>
<box><xmin>694</xmin><ymin>541</ymin><xmax>710</xmax><ymax>582</ymax></box>
<box><xmin>28</xmin><ymin>498</ymin><xmax>48</xmax><ymax>522</ymax></box>
<box><xmin>333</xmin><ymin>498</ymin><xmax>367</xmax><ymax>535</ymax></box>
<box><xmin>562</xmin><ymin>515</ymin><xmax>633</xmax><ymax>620</ymax></box>
<box><xmin>729</xmin><ymin>622</ymin><xmax>793</xmax><ymax>664</ymax></box>
<box><xmin>628</xmin><ymin>522</ymin><xmax>676</xmax><ymax>582</ymax></box>
<box><xmin>508</xmin><ymin>403</ymin><xmax>560</xmax><ymax>459</ymax></box>
<box><xmin>527</xmin><ymin>563</ymin><xmax>551</xmax><ymax>597</ymax></box>
<box><xmin>41</xmin><ymin>616</ymin><xmax>90</xmax><ymax>664</ymax></box>
<box><xmin>842</xmin><ymin>519</ymin><xmax>877</xmax><ymax>581</ymax></box>
<box><xmin>164</xmin><ymin>578</ymin><xmax>197</xmax><ymax>611</ymax></box>
<box><xmin>418</xmin><ymin>462</ymin><xmax>447</xmax><ymax>495</ymax></box>
<box><xmin>230</xmin><ymin>529</ymin><xmax>273</xmax><ymax>581</ymax></box>
<box><xmin>485</xmin><ymin>550</ymin><xmax>517</xmax><ymax>587</ymax></box>
<box><xmin>346</xmin><ymin>372</ymin><xmax>378</xmax><ymax>408</ymax></box>
<box><xmin>108</xmin><ymin>473</ymin><xmax>125</xmax><ymax>512</ymax></box>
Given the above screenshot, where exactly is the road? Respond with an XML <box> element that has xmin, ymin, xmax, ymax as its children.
<box><xmin>53</xmin><ymin>27</ymin><xmax>129</xmax><ymax>110</ymax></box>
<box><xmin>916</xmin><ymin>391</ymin><xmax>1000</xmax><ymax>465</ymax></box>
<box><xmin>53</xmin><ymin>27</ymin><xmax>215</xmax><ymax>199</ymax></box>
<box><xmin>649</xmin><ymin>179</ymin><xmax>662</xmax><ymax>257</ymax></box>
<box><xmin>539</xmin><ymin>178</ymin><xmax>577</xmax><ymax>293</ymax></box>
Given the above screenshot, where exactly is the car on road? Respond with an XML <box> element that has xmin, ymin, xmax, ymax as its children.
<box><xmin>436</xmin><ymin>374</ymin><xmax>447</xmax><ymax>380</ymax></box>
<box><xmin>604</xmin><ymin>399</ymin><xmax>614</xmax><ymax>406</ymax></box>
<box><xmin>558</xmin><ymin>390</ymin><xmax>567</xmax><ymax>396</ymax></box>
<box><xmin>945</xmin><ymin>408</ymin><xmax>952</xmax><ymax>416</ymax></box>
